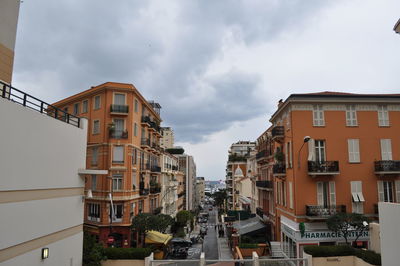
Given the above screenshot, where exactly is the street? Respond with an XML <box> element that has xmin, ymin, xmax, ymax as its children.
<box><xmin>203</xmin><ymin>207</ymin><xmax>219</xmax><ymax>260</ymax></box>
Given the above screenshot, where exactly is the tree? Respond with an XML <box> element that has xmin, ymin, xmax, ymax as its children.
<box><xmin>83</xmin><ymin>233</ymin><xmax>105</xmax><ymax>266</ymax></box>
<box><xmin>327</xmin><ymin>213</ymin><xmax>369</xmax><ymax>244</ymax></box>
<box><xmin>212</xmin><ymin>189</ymin><xmax>227</xmax><ymax>211</ymax></box>
<box><xmin>176</xmin><ymin>210</ymin><xmax>193</xmax><ymax>227</ymax></box>
<box><xmin>131</xmin><ymin>213</ymin><xmax>175</xmax><ymax>246</ymax></box>
<box><xmin>151</xmin><ymin>214</ymin><xmax>174</xmax><ymax>233</ymax></box>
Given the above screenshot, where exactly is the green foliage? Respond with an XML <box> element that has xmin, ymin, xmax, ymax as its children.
<box><xmin>239</xmin><ymin>243</ymin><xmax>259</xmax><ymax>249</ymax></box>
<box><xmin>166</xmin><ymin>147</ymin><xmax>184</xmax><ymax>154</ymax></box>
<box><xmin>327</xmin><ymin>213</ymin><xmax>369</xmax><ymax>243</ymax></box>
<box><xmin>299</xmin><ymin>222</ymin><xmax>305</xmax><ymax>237</ymax></box>
<box><xmin>212</xmin><ymin>189</ymin><xmax>227</xmax><ymax>209</ymax></box>
<box><xmin>103</xmin><ymin>248</ymin><xmax>151</xmax><ymax>260</ymax></box>
<box><xmin>274</xmin><ymin>150</ymin><xmax>284</xmax><ymax>162</ymax></box>
<box><xmin>228</xmin><ymin>154</ymin><xmax>247</xmax><ymax>162</ymax></box>
<box><xmin>175</xmin><ymin>228</ymin><xmax>186</xmax><ymax>238</ymax></box>
<box><xmin>131</xmin><ymin>213</ymin><xmax>174</xmax><ymax>233</ymax></box>
<box><xmin>83</xmin><ymin>234</ymin><xmax>105</xmax><ymax>266</ymax></box>
<box><xmin>304</xmin><ymin>245</ymin><xmax>381</xmax><ymax>265</ymax></box>
<box><xmin>176</xmin><ymin>210</ymin><xmax>193</xmax><ymax>226</ymax></box>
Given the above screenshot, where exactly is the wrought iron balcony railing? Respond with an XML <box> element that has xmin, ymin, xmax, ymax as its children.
<box><xmin>109</xmin><ymin>130</ymin><xmax>128</xmax><ymax>139</ymax></box>
<box><xmin>256</xmin><ymin>207</ymin><xmax>264</xmax><ymax>218</ymax></box>
<box><xmin>271</xmin><ymin>126</ymin><xmax>284</xmax><ymax>139</ymax></box>
<box><xmin>110</xmin><ymin>104</ymin><xmax>129</xmax><ymax>113</ymax></box>
<box><xmin>273</xmin><ymin>163</ymin><xmax>286</xmax><ymax>175</ymax></box>
<box><xmin>139</xmin><ymin>188</ymin><xmax>149</xmax><ymax>196</ymax></box>
<box><xmin>151</xmin><ymin>165</ymin><xmax>161</xmax><ymax>173</ymax></box>
<box><xmin>374</xmin><ymin>160</ymin><xmax>400</xmax><ymax>174</ymax></box>
<box><xmin>256</xmin><ymin>180</ymin><xmax>273</xmax><ymax>189</ymax></box>
<box><xmin>308</xmin><ymin>161</ymin><xmax>339</xmax><ymax>175</ymax></box>
<box><xmin>256</xmin><ymin>150</ymin><xmax>266</xmax><ymax>159</ymax></box>
<box><xmin>306</xmin><ymin>205</ymin><xmax>346</xmax><ymax>217</ymax></box>
<box><xmin>150</xmin><ymin>186</ymin><xmax>161</xmax><ymax>194</ymax></box>
<box><xmin>141</xmin><ymin>138</ymin><xmax>150</xmax><ymax>147</ymax></box>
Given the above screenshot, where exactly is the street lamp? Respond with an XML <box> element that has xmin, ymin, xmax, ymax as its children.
<box><xmin>297</xmin><ymin>136</ymin><xmax>311</xmax><ymax>169</ymax></box>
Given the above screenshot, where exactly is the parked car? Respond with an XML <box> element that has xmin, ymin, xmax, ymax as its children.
<box><xmin>171</xmin><ymin>238</ymin><xmax>192</xmax><ymax>248</ymax></box>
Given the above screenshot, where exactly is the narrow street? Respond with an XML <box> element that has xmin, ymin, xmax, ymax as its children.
<box><xmin>203</xmin><ymin>207</ymin><xmax>219</xmax><ymax>260</ymax></box>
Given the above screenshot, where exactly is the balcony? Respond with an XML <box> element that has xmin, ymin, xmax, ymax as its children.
<box><xmin>141</xmin><ymin>138</ymin><xmax>151</xmax><ymax>149</ymax></box>
<box><xmin>256</xmin><ymin>180</ymin><xmax>273</xmax><ymax>189</ymax></box>
<box><xmin>256</xmin><ymin>150</ymin><xmax>266</xmax><ymax>160</ymax></box>
<box><xmin>306</xmin><ymin>205</ymin><xmax>346</xmax><ymax>219</ymax></box>
<box><xmin>374</xmin><ymin>160</ymin><xmax>400</xmax><ymax>175</ymax></box>
<box><xmin>150</xmin><ymin>185</ymin><xmax>161</xmax><ymax>194</ymax></box>
<box><xmin>308</xmin><ymin>161</ymin><xmax>339</xmax><ymax>176</ymax></box>
<box><xmin>141</xmin><ymin>116</ymin><xmax>151</xmax><ymax>126</ymax></box>
<box><xmin>139</xmin><ymin>188</ymin><xmax>149</xmax><ymax>196</ymax></box>
<box><xmin>151</xmin><ymin>165</ymin><xmax>161</xmax><ymax>173</ymax></box>
<box><xmin>141</xmin><ymin>163</ymin><xmax>150</xmax><ymax>172</ymax></box>
<box><xmin>271</xmin><ymin>126</ymin><xmax>284</xmax><ymax>142</ymax></box>
<box><xmin>109</xmin><ymin>130</ymin><xmax>128</xmax><ymax>139</ymax></box>
<box><xmin>273</xmin><ymin>163</ymin><xmax>286</xmax><ymax>177</ymax></box>
<box><xmin>110</xmin><ymin>104</ymin><xmax>129</xmax><ymax>114</ymax></box>
<box><xmin>256</xmin><ymin>207</ymin><xmax>264</xmax><ymax>218</ymax></box>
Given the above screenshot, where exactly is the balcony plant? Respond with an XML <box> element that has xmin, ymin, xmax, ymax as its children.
<box><xmin>274</xmin><ymin>150</ymin><xmax>284</xmax><ymax>162</ymax></box>
<box><xmin>108</xmin><ymin>122</ymin><xmax>115</xmax><ymax>132</ymax></box>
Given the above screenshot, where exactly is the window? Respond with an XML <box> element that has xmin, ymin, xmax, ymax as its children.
<box><xmin>134</xmin><ymin>123</ymin><xmax>138</xmax><ymax>137</ymax></box>
<box><xmin>380</xmin><ymin>139</ymin><xmax>392</xmax><ymax>160</ymax></box>
<box><xmin>351</xmin><ymin>181</ymin><xmax>364</xmax><ymax>214</ymax></box>
<box><xmin>282</xmin><ymin>182</ymin><xmax>287</xmax><ymax>207</ymax></box>
<box><xmin>88</xmin><ymin>203</ymin><xmax>100</xmax><ymax>222</ymax></box>
<box><xmin>113</xmin><ymin>146</ymin><xmax>124</xmax><ymax>163</ymax></box>
<box><xmin>73</xmin><ymin>103</ymin><xmax>80</xmax><ymax>115</ymax></box>
<box><xmin>378</xmin><ymin>181</ymin><xmax>396</xmax><ymax>202</ymax></box>
<box><xmin>82</xmin><ymin>100</ymin><xmax>88</xmax><ymax>113</ymax></box>
<box><xmin>111</xmin><ymin>204</ymin><xmax>123</xmax><ymax>222</ymax></box>
<box><xmin>313</xmin><ymin>105</ymin><xmax>325</xmax><ymax>126</ymax></box>
<box><xmin>93</xmin><ymin>120</ymin><xmax>100</xmax><ymax>134</ymax></box>
<box><xmin>130</xmin><ymin>202</ymin><xmax>136</xmax><ymax>218</ymax></box>
<box><xmin>114</xmin><ymin>93</ymin><xmax>125</xmax><ymax>105</ymax></box>
<box><xmin>134</xmin><ymin>99</ymin><xmax>138</xmax><ymax>112</ymax></box>
<box><xmin>347</xmin><ymin>139</ymin><xmax>360</xmax><ymax>163</ymax></box>
<box><xmin>346</xmin><ymin>105</ymin><xmax>357</xmax><ymax>126</ymax></box>
<box><xmin>317</xmin><ymin>181</ymin><xmax>336</xmax><ymax>207</ymax></box>
<box><xmin>113</xmin><ymin>119</ymin><xmax>125</xmax><ymax>137</ymax></box>
<box><xmin>91</xmin><ymin>175</ymin><xmax>97</xmax><ymax>191</ymax></box>
<box><xmin>138</xmin><ymin>200</ymin><xmax>144</xmax><ymax>213</ymax></box>
<box><xmin>132</xmin><ymin>171</ymin><xmax>137</xmax><ymax>190</ymax></box>
<box><xmin>378</xmin><ymin>105</ymin><xmax>389</xmax><ymax>126</ymax></box>
<box><xmin>315</xmin><ymin>140</ymin><xmax>326</xmax><ymax>162</ymax></box>
<box><xmin>112</xmin><ymin>174</ymin><xmax>123</xmax><ymax>191</ymax></box>
<box><xmin>285</xmin><ymin>142</ymin><xmax>292</xmax><ymax>168</ymax></box>
<box><xmin>92</xmin><ymin>147</ymin><xmax>98</xmax><ymax>165</ymax></box>
<box><xmin>132</xmin><ymin>148</ymin><xmax>137</xmax><ymax>165</ymax></box>
<box><xmin>289</xmin><ymin>181</ymin><xmax>293</xmax><ymax>209</ymax></box>
<box><xmin>94</xmin><ymin>95</ymin><xmax>101</xmax><ymax>110</ymax></box>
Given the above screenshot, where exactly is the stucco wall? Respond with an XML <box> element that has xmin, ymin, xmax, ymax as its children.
<box><xmin>368</xmin><ymin>222</ymin><xmax>380</xmax><ymax>254</ymax></box>
<box><xmin>379</xmin><ymin>202</ymin><xmax>400</xmax><ymax>266</ymax></box>
<box><xmin>0</xmin><ymin>98</ymin><xmax>87</xmax><ymax>264</ymax></box>
<box><xmin>304</xmin><ymin>254</ymin><xmax>374</xmax><ymax>266</ymax></box>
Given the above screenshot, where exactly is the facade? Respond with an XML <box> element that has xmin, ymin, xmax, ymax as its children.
<box><xmin>225</xmin><ymin>141</ymin><xmax>256</xmax><ymax>210</ymax></box>
<box><xmin>247</xmin><ymin>152</ymin><xmax>259</xmax><ymax>213</ymax></box>
<box><xmin>0</xmin><ymin>83</ymin><xmax>90</xmax><ymax>265</ymax></box>
<box><xmin>52</xmin><ymin>82</ymin><xmax>163</xmax><ymax>248</ymax></box>
<box><xmin>160</xmin><ymin>152</ymin><xmax>181</xmax><ymax>216</ymax></box>
<box><xmin>0</xmin><ymin>0</ymin><xmax>20</xmax><ymax>84</ymax></box>
<box><xmin>265</xmin><ymin>92</ymin><xmax>400</xmax><ymax>258</ymax></box>
<box><xmin>160</xmin><ymin>127</ymin><xmax>174</xmax><ymax>149</ymax></box>
<box><xmin>195</xmin><ymin>177</ymin><xmax>205</xmax><ymax>208</ymax></box>
<box><xmin>178</xmin><ymin>154</ymin><xmax>197</xmax><ymax>210</ymax></box>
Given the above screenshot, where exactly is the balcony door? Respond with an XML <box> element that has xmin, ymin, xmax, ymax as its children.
<box><xmin>114</xmin><ymin>119</ymin><xmax>124</xmax><ymax>137</ymax></box>
<box><xmin>114</xmin><ymin>93</ymin><xmax>125</xmax><ymax>105</ymax></box>
<box><xmin>317</xmin><ymin>181</ymin><xmax>335</xmax><ymax>208</ymax></box>
<box><xmin>315</xmin><ymin>140</ymin><xmax>326</xmax><ymax>163</ymax></box>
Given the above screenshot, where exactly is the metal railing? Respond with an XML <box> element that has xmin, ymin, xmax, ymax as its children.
<box><xmin>271</xmin><ymin>126</ymin><xmax>284</xmax><ymax>138</ymax></box>
<box><xmin>273</xmin><ymin>163</ymin><xmax>286</xmax><ymax>175</ymax></box>
<box><xmin>256</xmin><ymin>180</ymin><xmax>273</xmax><ymax>189</ymax></box>
<box><xmin>141</xmin><ymin>138</ymin><xmax>151</xmax><ymax>146</ymax></box>
<box><xmin>151</xmin><ymin>165</ymin><xmax>161</xmax><ymax>172</ymax></box>
<box><xmin>109</xmin><ymin>130</ymin><xmax>128</xmax><ymax>139</ymax></box>
<box><xmin>374</xmin><ymin>160</ymin><xmax>400</xmax><ymax>173</ymax></box>
<box><xmin>0</xmin><ymin>81</ymin><xmax>80</xmax><ymax>128</ymax></box>
<box><xmin>306</xmin><ymin>205</ymin><xmax>346</xmax><ymax>217</ymax></box>
<box><xmin>110</xmin><ymin>104</ymin><xmax>129</xmax><ymax>113</ymax></box>
<box><xmin>308</xmin><ymin>161</ymin><xmax>339</xmax><ymax>174</ymax></box>
<box><xmin>256</xmin><ymin>150</ymin><xmax>266</xmax><ymax>159</ymax></box>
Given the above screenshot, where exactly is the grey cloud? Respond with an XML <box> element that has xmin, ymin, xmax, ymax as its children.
<box><xmin>14</xmin><ymin>0</ymin><xmax>332</xmax><ymax>142</ymax></box>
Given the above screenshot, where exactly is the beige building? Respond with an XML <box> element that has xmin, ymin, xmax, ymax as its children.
<box><xmin>160</xmin><ymin>127</ymin><xmax>174</xmax><ymax>149</ymax></box>
<box><xmin>0</xmin><ymin>0</ymin><xmax>20</xmax><ymax>84</ymax></box>
<box><xmin>160</xmin><ymin>152</ymin><xmax>181</xmax><ymax>217</ymax></box>
<box><xmin>178</xmin><ymin>154</ymin><xmax>197</xmax><ymax>210</ymax></box>
<box><xmin>195</xmin><ymin>177</ymin><xmax>205</xmax><ymax>208</ymax></box>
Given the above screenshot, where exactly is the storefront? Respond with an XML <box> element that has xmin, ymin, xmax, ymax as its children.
<box><xmin>280</xmin><ymin>216</ymin><xmax>370</xmax><ymax>258</ymax></box>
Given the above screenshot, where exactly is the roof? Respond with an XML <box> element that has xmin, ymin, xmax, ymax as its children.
<box><xmin>145</xmin><ymin>230</ymin><xmax>172</xmax><ymax>245</ymax></box>
<box><xmin>270</xmin><ymin>91</ymin><xmax>400</xmax><ymax>122</ymax></box>
<box><xmin>233</xmin><ymin>216</ymin><xmax>265</xmax><ymax>235</ymax></box>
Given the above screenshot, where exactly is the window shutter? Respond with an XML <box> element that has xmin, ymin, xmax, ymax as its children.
<box><xmin>329</xmin><ymin>181</ymin><xmax>336</xmax><ymax>206</ymax></box>
<box><xmin>308</xmin><ymin>139</ymin><xmax>315</xmax><ymax>161</ymax></box>
<box><xmin>348</xmin><ymin>139</ymin><xmax>360</xmax><ymax>163</ymax></box>
<box><xmin>377</xmin><ymin>181</ymin><xmax>384</xmax><ymax>202</ymax></box>
<box><xmin>289</xmin><ymin>181</ymin><xmax>293</xmax><ymax>209</ymax></box>
<box><xmin>288</xmin><ymin>141</ymin><xmax>293</xmax><ymax>168</ymax></box>
<box><xmin>113</xmin><ymin>146</ymin><xmax>124</xmax><ymax>162</ymax></box>
<box><xmin>380</xmin><ymin>139</ymin><xmax>392</xmax><ymax>160</ymax></box>
<box><xmin>317</xmin><ymin>182</ymin><xmax>324</xmax><ymax>206</ymax></box>
<box><xmin>285</xmin><ymin>143</ymin><xmax>288</xmax><ymax>168</ymax></box>
<box><xmin>395</xmin><ymin>181</ymin><xmax>400</xmax><ymax>203</ymax></box>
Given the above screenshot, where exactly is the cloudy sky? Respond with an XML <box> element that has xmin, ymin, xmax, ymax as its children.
<box><xmin>13</xmin><ymin>0</ymin><xmax>400</xmax><ymax>181</ymax></box>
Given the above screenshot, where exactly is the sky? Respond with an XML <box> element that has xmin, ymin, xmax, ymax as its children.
<box><xmin>13</xmin><ymin>0</ymin><xmax>400</xmax><ymax>181</ymax></box>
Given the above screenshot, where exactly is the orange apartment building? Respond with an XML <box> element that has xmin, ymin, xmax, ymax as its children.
<box><xmin>53</xmin><ymin>82</ymin><xmax>164</xmax><ymax>247</ymax></box>
<box><xmin>256</xmin><ymin>92</ymin><xmax>400</xmax><ymax>258</ymax></box>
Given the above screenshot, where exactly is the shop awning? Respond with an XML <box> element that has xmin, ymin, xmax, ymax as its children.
<box><xmin>233</xmin><ymin>216</ymin><xmax>265</xmax><ymax>235</ymax></box>
<box><xmin>239</xmin><ymin>195</ymin><xmax>251</xmax><ymax>205</ymax></box>
<box><xmin>145</xmin><ymin>230</ymin><xmax>172</xmax><ymax>245</ymax></box>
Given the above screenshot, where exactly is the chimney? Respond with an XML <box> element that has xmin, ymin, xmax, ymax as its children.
<box><xmin>278</xmin><ymin>99</ymin><xmax>283</xmax><ymax>108</ymax></box>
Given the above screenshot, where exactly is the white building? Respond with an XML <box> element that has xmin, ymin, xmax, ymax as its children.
<box><xmin>160</xmin><ymin>127</ymin><xmax>174</xmax><ymax>149</ymax></box>
<box><xmin>160</xmin><ymin>152</ymin><xmax>180</xmax><ymax>216</ymax></box>
<box><xmin>0</xmin><ymin>84</ymin><xmax>102</xmax><ymax>265</ymax></box>
<box><xmin>178</xmin><ymin>154</ymin><xmax>196</xmax><ymax>210</ymax></box>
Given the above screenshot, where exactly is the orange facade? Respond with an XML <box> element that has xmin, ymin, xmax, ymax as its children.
<box><xmin>257</xmin><ymin>92</ymin><xmax>400</xmax><ymax>257</ymax></box>
<box><xmin>53</xmin><ymin>82</ymin><xmax>163</xmax><ymax>247</ymax></box>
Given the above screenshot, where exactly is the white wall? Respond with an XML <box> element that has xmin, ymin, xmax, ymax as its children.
<box><xmin>379</xmin><ymin>202</ymin><xmax>400</xmax><ymax>266</ymax></box>
<box><xmin>0</xmin><ymin>98</ymin><xmax>87</xmax><ymax>265</ymax></box>
<box><xmin>1</xmin><ymin>233</ymin><xmax>83</xmax><ymax>266</ymax></box>
<box><xmin>0</xmin><ymin>0</ymin><xmax>20</xmax><ymax>50</ymax></box>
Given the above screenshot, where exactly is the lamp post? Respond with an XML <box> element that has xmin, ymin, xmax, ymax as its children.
<box><xmin>297</xmin><ymin>136</ymin><xmax>311</xmax><ymax>169</ymax></box>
